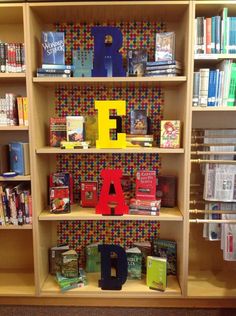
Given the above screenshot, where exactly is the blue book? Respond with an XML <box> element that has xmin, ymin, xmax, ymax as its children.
<box><xmin>211</xmin><ymin>16</ymin><xmax>216</xmax><ymax>53</ymax></box>
<box><xmin>42</xmin><ymin>64</ymin><xmax>74</xmax><ymax>71</ymax></box>
<box><xmin>207</xmin><ymin>70</ymin><xmax>215</xmax><ymax>106</ymax></box>
<box><xmin>9</xmin><ymin>142</ymin><xmax>30</xmax><ymax>175</ymax></box>
<box><xmin>42</xmin><ymin>32</ymin><xmax>65</xmax><ymax>65</ymax></box>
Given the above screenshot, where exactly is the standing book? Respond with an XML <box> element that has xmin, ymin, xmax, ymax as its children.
<box><xmin>146</xmin><ymin>256</ymin><xmax>167</xmax><ymax>291</ymax></box>
<box><xmin>9</xmin><ymin>142</ymin><xmax>30</xmax><ymax>175</ymax></box>
<box><xmin>136</xmin><ymin>170</ymin><xmax>156</xmax><ymax>200</ymax></box>
<box><xmin>126</xmin><ymin>247</ymin><xmax>142</xmax><ymax>280</ymax></box>
<box><xmin>152</xmin><ymin>239</ymin><xmax>177</xmax><ymax>275</ymax></box>
<box><xmin>42</xmin><ymin>32</ymin><xmax>65</xmax><ymax>65</ymax></box>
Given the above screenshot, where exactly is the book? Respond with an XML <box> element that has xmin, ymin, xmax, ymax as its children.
<box><xmin>22</xmin><ymin>97</ymin><xmax>28</xmax><ymax>126</ymax></box>
<box><xmin>127</xmin><ymin>49</ymin><xmax>147</xmax><ymax>77</ymax></box>
<box><xmin>0</xmin><ymin>144</ymin><xmax>9</xmax><ymax>174</ymax></box>
<box><xmin>199</xmin><ymin>68</ymin><xmax>210</xmax><ymax>106</ymax></box>
<box><xmin>72</xmin><ymin>49</ymin><xmax>93</xmax><ymax>77</ymax></box>
<box><xmin>126</xmin><ymin>247</ymin><xmax>142</xmax><ymax>279</ymax></box>
<box><xmin>84</xmin><ymin>115</ymin><xmax>98</xmax><ymax>147</ymax></box>
<box><xmin>56</xmin><ymin>271</ymin><xmax>87</xmax><ymax>292</ymax></box>
<box><xmin>61</xmin><ymin>249</ymin><xmax>78</xmax><ymax>278</ymax></box>
<box><xmin>156</xmin><ymin>175</ymin><xmax>177</xmax><ymax>207</ymax></box>
<box><xmin>49</xmin><ymin>245</ymin><xmax>70</xmax><ymax>275</ymax></box>
<box><xmin>85</xmin><ymin>243</ymin><xmax>101</xmax><ymax>273</ymax></box>
<box><xmin>133</xmin><ymin>241</ymin><xmax>152</xmax><ymax>274</ymax></box>
<box><xmin>41</xmin><ymin>32</ymin><xmax>65</xmax><ymax>65</ymax></box>
<box><xmin>192</xmin><ymin>72</ymin><xmax>200</xmax><ymax>106</ymax></box>
<box><xmin>146</xmin><ymin>256</ymin><xmax>167</xmax><ymax>291</ymax></box>
<box><xmin>136</xmin><ymin>170</ymin><xmax>156</xmax><ymax>200</ymax></box>
<box><xmin>160</xmin><ymin>120</ymin><xmax>181</xmax><ymax>149</ymax></box>
<box><xmin>81</xmin><ymin>181</ymin><xmax>98</xmax><ymax>207</ymax></box>
<box><xmin>42</xmin><ymin>64</ymin><xmax>74</xmax><ymax>70</ymax></box>
<box><xmin>152</xmin><ymin>239</ymin><xmax>177</xmax><ymax>275</ymax></box>
<box><xmin>49</xmin><ymin>117</ymin><xmax>67</xmax><ymax>147</ymax></box>
<box><xmin>130</xmin><ymin>109</ymin><xmax>148</xmax><ymax>135</ymax></box>
<box><xmin>49</xmin><ymin>186</ymin><xmax>70</xmax><ymax>214</ymax></box>
<box><xmin>155</xmin><ymin>32</ymin><xmax>175</xmax><ymax>61</ymax></box>
<box><xmin>66</xmin><ymin>116</ymin><xmax>85</xmax><ymax>142</ymax></box>
<box><xmin>9</xmin><ymin>142</ymin><xmax>30</xmax><ymax>175</ymax></box>
<box><xmin>129</xmin><ymin>209</ymin><xmax>159</xmax><ymax>216</ymax></box>
<box><xmin>129</xmin><ymin>198</ymin><xmax>161</xmax><ymax>211</ymax></box>
<box><xmin>49</xmin><ymin>172</ymin><xmax>74</xmax><ymax>204</ymax></box>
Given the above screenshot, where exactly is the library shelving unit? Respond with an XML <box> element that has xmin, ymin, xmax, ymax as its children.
<box><xmin>0</xmin><ymin>0</ymin><xmax>235</xmax><ymax>308</ymax></box>
<box><xmin>0</xmin><ymin>3</ymin><xmax>34</xmax><ymax>297</ymax></box>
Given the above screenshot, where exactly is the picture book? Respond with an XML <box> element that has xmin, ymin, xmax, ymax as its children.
<box><xmin>49</xmin><ymin>172</ymin><xmax>74</xmax><ymax>204</ymax></box>
<box><xmin>160</xmin><ymin>120</ymin><xmax>181</xmax><ymax>149</ymax></box>
<box><xmin>49</xmin><ymin>117</ymin><xmax>67</xmax><ymax>147</ymax></box>
<box><xmin>152</xmin><ymin>239</ymin><xmax>177</xmax><ymax>275</ymax></box>
<box><xmin>136</xmin><ymin>170</ymin><xmax>156</xmax><ymax>200</ymax></box>
<box><xmin>133</xmin><ymin>241</ymin><xmax>152</xmax><ymax>274</ymax></box>
<box><xmin>126</xmin><ymin>247</ymin><xmax>142</xmax><ymax>280</ymax></box>
<box><xmin>42</xmin><ymin>32</ymin><xmax>65</xmax><ymax>65</ymax></box>
<box><xmin>9</xmin><ymin>142</ymin><xmax>30</xmax><ymax>175</ymax></box>
<box><xmin>146</xmin><ymin>256</ymin><xmax>167</xmax><ymax>291</ymax></box>
<box><xmin>127</xmin><ymin>49</ymin><xmax>147</xmax><ymax>76</ymax></box>
<box><xmin>155</xmin><ymin>32</ymin><xmax>175</xmax><ymax>61</ymax></box>
<box><xmin>48</xmin><ymin>244</ymin><xmax>69</xmax><ymax>275</ymax></box>
<box><xmin>85</xmin><ymin>243</ymin><xmax>101</xmax><ymax>273</ymax></box>
<box><xmin>84</xmin><ymin>115</ymin><xmax>98</xmax><ymax>147</ymax></box>
<box><xmin>130</xmin><ymin>109</ymin><xmax>148</xmax><ymax>135</ymax></box>
<box><xmin>81</xmin><ymin>181</ymin><xmax>98</xmax><ymax>207</ymax></box>
<box><xmin>50</xmin><ymin>186</ymin><xmax>70</xmax><ymax>214</ymax></box>
<box><xmin>156</xmin><ymin>175</ymin><xmax>177</xmax><ymax>207</ymax></box>
<box><xmin>61</xmin><ymin>249</ymin><xmax>78</xmax><ymax>278</ymax></box>
<box><xmin>66</xmin><ymin>116</ymin><xmax>85</xmax><ymax>142</ymax></box>
<box><xmin>72</xmin><ymin>49</ymin><xmax>93</xmax><ymax>77</ymax></box>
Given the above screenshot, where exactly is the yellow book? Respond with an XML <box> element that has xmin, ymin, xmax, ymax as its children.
<box><xmin>22</xmin><ymin>97</ymin><xmax>29</xmax><ymax>126</ymax></box>
<box><xmin>16</xmin><ymin>97</ymin><xmax>24</xmax><ymax>126</ymax></box>
<box><xmin>146</xmin><ymin>256</ymin><xmax>167</xmax><ymax>291</ymax></box>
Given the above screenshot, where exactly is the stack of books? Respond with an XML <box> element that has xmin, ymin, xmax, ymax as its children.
<box><xmin>145</xmin><ymin>60</ymin><xmax>182</xmax><ymax>77</ymax></box>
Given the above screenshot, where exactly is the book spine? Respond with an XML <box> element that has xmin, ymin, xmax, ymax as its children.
<box><xmin>211</xmin><ymin>16</ymin><xmax>216</xmax><ymax>54</ymax></box>
<box><xmin>192</xmin><ymin>72</ymin><xmax>200</xmax><ymax>107</ymax></box>
<box><xmin>22</xmin><ymin>97</ymin><xmax>29</xmax><ymax>126</ymax></box>
<box><xmin>223</xmin><ymin>8</ymin><xmax>228</xmax><ymax>53</ymax></box>
<box><xmin>215</xmin><ymin>16</ymin><xmax>221</xmax><ymax>54</ymax></box>
<box><xmin>199</xmin><ymin>68</ymin><xmax>210</xmax><ymax>106</ymax></box>
<box><xmin>206</xmin><ymin>17</ymin><xmax>212</xmax><ymax>54</ymax></box>
<box><xmin>129</xmin><ymin>209</ymin><xmax>159</xmax><ymax>216</ymax></box>
<box><xmin>37</xmin><ymin>68</ymin><xmax>71</xmax><ymax>74</ymax></box>
<box><xmin>207</xmin><ymin>70</ymin><xmax>214</xmax><ymax>106</ymax></box>
<box><xmin>227</xmin><ymin>63</ymin><xmax>236</xmax><ymax>106</ymax></box>
<box><xmin>17</xmin><ymin>97</ymin><xmax>24</xmax><ymax>126</ymax></box>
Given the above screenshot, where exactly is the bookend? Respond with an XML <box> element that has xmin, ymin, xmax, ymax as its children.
<box><xmin>98</xmin><ymin>244</ymin><xmax>128</xmax><ymax>290</ymax></box>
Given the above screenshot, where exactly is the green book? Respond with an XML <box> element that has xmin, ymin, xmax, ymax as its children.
<box><xmin>85</xmin><ymin>243</ymin><xmax>101</xmax><ymax>273</ymax></box>
<box><xmin>61</xmin><ymin>249</ymin><xmax>78</xmax><ymax>278</ymax></box>
<box><xmin>146</xmin><ymin>256</ymin><xmax>167</xmax><ymax>291</ymax></box>
<box><xmin>227</xmin><ymin>63</ymin><xmax>236</xmax><ymax>106</ymax></box>
<box><xmin>126</xmin><ymin>247</ymin><xmax>142</xmax><ymax>280</ymax></box>
<box><xmin>152</xmin><ymin>239</ymin><xmax>177</xmax><ymax>275</ymax></box>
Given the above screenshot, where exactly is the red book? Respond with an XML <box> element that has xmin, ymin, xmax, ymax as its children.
<box><xmin>156</xmin><ymin>175</ymin><xmax>177</xmax><ymax>207</ymax></box>
<box><xmin>49</xmin><ymin>117</ymin><xmax>66</xmax><ymax>147</ymax></box>
<box><xmin>81</xmin><ymin>181</ymin><xmax>98</xmax><ymax>207</ymax></box>
<box><xmin>136</xmin><ymin>170</ymin><xmax>156</xmax><ymax>200</ymax></box>
<box><xmin>50</xmin><ymin>186</ymin><xmax>70</xmax><ymax>214</ymax></box>
<box><xmin>206</xmin><ymin>17</ymin><xmax>212</xmax><ymax>54</ymax></box>
<box><xmin>49</xmin><ymin>172</ymin><xmax>73</xmax><ymax>204</ymax></box>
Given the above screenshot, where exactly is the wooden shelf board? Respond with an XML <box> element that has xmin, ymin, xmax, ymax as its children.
<box><xmin>0</xmin><ymin>175</ymin><xmax>31</xmax><ymax>181</ymax></box>
<box><xmin>0</xmin><ymin>73</ymin><xmax>25</xmax><ymax>82</ymax></box>
<box><xmin>0</xmin><ymin>225</ymin><xmax>32</xmax><ymax>230</ymax></box>
<box><xmin>0</xmin><ymin>126</ymin><xmax>28</xmax><ymax>131</ymax></box>
<box><xmin>36</xmin><ymin>147</ymin><xmax>184</xmax><ymax>155</ymax></box>
<box><xmin>41</xmin><ymin>273</ymin><xmax>181</xmax><ymax>298</ymax></box>
<box><xmin>0</xmin><ymin>271</ymin><xmax>35</xmax><ymax>296</ymax></box>
<box><xmin>195</xmin><ymin>2</ymin><xmax>236</xmax><ymax>17</ymax></box>
<box><xmin>188</xmin><ymin>270</ymin><xmax>236</xmax><ymax>297</ymax></box>
<box><xmin>33</xmin><ymin>76</ymin><xmax>187</xmax><ymax>88</ymax></box>
<box><xmin>194</xmin><ymin>54</ymin><xmax>236</xmax><ymax>61</ymax></box>
<box><xmin>38</xmin><ymin>205</ymin><xmax>183</xmax><ymax>221</ymax></box>
<box><xmin>192</xmin><ymin>107</ymin><xmax>236</xmax><ymax>112</ymax></box>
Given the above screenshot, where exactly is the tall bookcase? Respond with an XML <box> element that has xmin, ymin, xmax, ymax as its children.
<box><xmin>0</xmin><ymin>0</ymin><xmax>235</xmax><ymax>308</ymax></box>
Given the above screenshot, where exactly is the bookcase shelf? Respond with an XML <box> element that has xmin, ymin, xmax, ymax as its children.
<box><xmin>0</xmin><ymin>271</ymin><xmax>35</xmax><ymax>297</ymax></box>
<box><xmin>38</xmin><ymin>205</ymin><xmax>183</xmax><ymax>222</ymax></box>
<box><xmin>0</xmin><ymin>126</ymin><xmax>29</xmax><ymax>131</ymax></box>
<box><xmin>0</xmin><ymin>175</ymin><xmax>31</xmax><ymax>181</ymax></box>
<box><xmin>192</xmin><ymin>107</ymin><xmax>236</xmax><ymax>112</ymax></box>
<box><xmin>0</xmin><ymin>225</ymin><xmax>32</xmax><ymax>230</ymax></box>
<box><xmin>0</xmin><ymin>73</ymin><xmax>26</xmax><ymax>83</ymax></box>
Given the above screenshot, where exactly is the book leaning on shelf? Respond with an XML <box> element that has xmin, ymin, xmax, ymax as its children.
<box><xmin>9</xmin><ymin>142</ymin><xmax>30</xmax><ymax>175</ymax></box>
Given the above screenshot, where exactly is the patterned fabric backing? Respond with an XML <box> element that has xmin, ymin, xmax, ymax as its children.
<box><xmin>55</xmin><ymin>21</ymin><xmax>165</xmax><ymax>265</ymax></box>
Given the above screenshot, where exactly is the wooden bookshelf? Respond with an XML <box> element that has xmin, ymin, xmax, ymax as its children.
<box><xmin>0</xmin><ymin>126</ymin><xmax>29</xmax><ymax>131</ymax></box>
<box><xmin>0</xmin><ymin>225</ymin><xmax>32</xmax><ymax>230</ymax></box>
<box><xmin>0</xmin><ymin>175</ymin><xmax>31</xmax><ymax>181</ymax></box>
<box><xmin>0</xmin><ymin>271</ymin><xmax>35</xmax><ymax>296</ymax></box>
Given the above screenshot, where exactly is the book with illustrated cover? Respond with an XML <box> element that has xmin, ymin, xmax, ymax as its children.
<box><xmin>136</xmin><ymin>170</ymin><xmax>156</xmax><ymax>200</ymax></box>
<box><xmin>73</xmin><ymin>49</ymin><xmax>93</xmax><ymax>77</ymax></box>
<box><xmin>48</xmin><ymin>245</ymin><xmax>69</xmax><ymax>275</ymax></box>
<box><xmin>66</xmin><ymin>116</ymin><xmax>85</xmax><ymax>142</ymax></box>
<box><xmin>49</xmin><ymin>117</ymin><xmax>67</xmax><ymax>147</ymax></box>
<box><xmin>160</xmin><ymin>120</ymin><xmax>181</xmax><ymax>148</ymax></box>
<box><xmin>156</xmin><ymin>175</ymin><xmax>177</xmax><ymax>207</ymax></box>
<box><xmin>130</xmin><ymin>109</ymin><xmax>148</xmax><ymax>135</ymax></box>
<box><xmin>133</xmin><ymin>241</ymin><xmax>152</xmax><ymax>274</ymax></box>
<box><xmin>126</xmin><ymin>247</ymin><xmax>142</xmax><ymax>280</ymax></box>
<box><xmin>42</xmin><ymin>32</ymin><xmax>65</xmax><ymax>65</ymax></box>
<box><xmin>50</xmin><ymin>186</ymin><xmax>70</xmax><ymax>214</ymax></box>
<box><xmin>49</xmin><ymin>172</ymin><xmax>74</xmax><ymax>204</ymax></box>
<box><xmin>81</xmin><ymin>181</ymin><xmax>98</xmax><ymax>207</ymax></box>
<box><xmin>9</xmin><ymin>142</ymin><xmax>30</xmax><ymax>175</ymax></box>
<box><xmin>127</xmin><ymin>49</ymin><xmax>147</xmax><ymax>76</ymax></box>
<box><xmin>152</xmin><ymin>239</ymin><xmax>177</xmax><ymax>275</ymax></box>
<box><xmin>84</xmin><ymin>115</ymin><xmax>98</xmax><ymax>147</ymax></box>
<box><xmin>0</xmin><ymin>144</ymin><xmax>9</xmax><ymax>174</ymax></box>
<box><xmin>155</xmin><ymin>32</ymin><xmax>175</xmax><ymax>61</ymax></box>
<box><xmin>146</xmin><ymin>256</ymin><xmax>167</xmax><ymax>291</ymax></box>
<box><xmin>61</xmin><ymin>249</ymin><xmax>78</xmax><ymax>278</ymax></box>
<box><xmin>85</xmin><ymin>243</ymin><xmax>101</xmax><ymax>273</ymax></box>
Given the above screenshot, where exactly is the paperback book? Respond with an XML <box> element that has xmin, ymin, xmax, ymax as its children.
<box><xmin>50</xmin><ymin>186</ymin><xmax>70</xmax><ymax>214</ymax></box>
<box><xmin>160</xmin><ymin>120</ymin><xmax>181</xmax><ymax>148</ymax></box>
<box><xmin>152</xmin><ymin>239</ymin><xmax>177</xmax><ymax>275</ymax></box>
<box><xmin>66</xmin><ymin>116</ymin><xmax>85</xmax><ymax>142</ymax></box>
<box><xmin>81</xmin><ymin>181</ymin><xmax>98</xmax><ymax>207</ymax></box>
<box><xmin>146</xmin><ymin>256</ymin><xmax>167</xmax><ymax>291</ymax></box>
<box><xmin>49</xmin><ymin>244</ymin><xmax>70</xmax><ymax>275</ymax></box>
<box><xmin>42</xmin><ymin>32</ymin><xmax>65</xmax><ymax>65</ymax></box>
<box><xmin>130</xmin><ymin>109</ymin><xmax>148</xmax><ymax>135</ymax></box>
<box><xmin>49</xmin><ymin>117</ymin><xmax>67</xmax><ymax>147</ymax></box>
<box><xmin>136</xmin><ymin>170</ymin><xmax>156</xmax><ymax>200</ymax></box>
<box><xmin>126</xmin><ymin>247</ymin><xmax>142</xmax><ymax>280</ymax></box>
<box><xmin>85</xmin><ymin>243</ymin><xmax>101</xmax><ymax>273</ymax></box>
<box><xmin>155</xmin><ymin>32</ymin><xmax>175</xmax><ymax>61</ymax></box>
<box><xmin>127</xmin><ymin>49</ymin><xmax>147</xmax><ymax>76</ymax></box>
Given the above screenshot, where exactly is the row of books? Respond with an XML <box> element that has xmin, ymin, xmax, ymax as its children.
<box><xmin>0</xmin><ymin>42</ymin><xmax>25</xmax><ymax>73</ymax></box>
<box><xmin>0</xmin><ymin>95</ymin><xmax>28</xmax><ymax>126</ymax></box>
<box><xmin>192</xmin><ymin>61</ymin><xmax>236</xmax><ymax>107</ymax></box>
<box><xmin>144</xmin><ymin>60</ymin><xmax>182</xmax><ymax>78</ymax></box>
<box><xmin>0</xmin><ymin>183</ymin><xmax>32</xmax><ymax>226</ymax></box>
<box><xmin>195</xmin><ymin>8</ymin><xmax>234</xmax><ymax>54</ymax></box>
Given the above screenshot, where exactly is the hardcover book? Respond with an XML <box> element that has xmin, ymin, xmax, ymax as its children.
<box><xmin>9</xmin><ymin>142</ymin><xmax>30</xmax><ymax>175</ymax></box>
<box><xmin>136</xmin><ymin>170</ymin><xmax>156</xmax><ymax>200</ymax></box>
<box><xmin>155</xmin><ymin>32</ymin><xmax>175</xmax><ymax>61</ymax></box>
<box><xmin>66</xmin><ymin>116</ymin><xmax>85</xmax><ymax>142</ymax></box>
<box><xmin>160</xmin><ymin>120</ymin><xmax>181</xmax><ymax>149</ymax></box>
<box><xmin>72</xmin><ymin>49</ymin><xmax>93</xmax><ymax>77</ymax></box>
<box><xmin>0</xmin><ymin>144</ymin><xmax>9</xmax><ymax>174</ymax></box>
<box><xmin>133</xmin><ymin>241</ymin><xmax>152</xmax><ymax>274</ymax></box>
<box><xmin>49</xmin><ymin>245</ymin><xmax>70</xmax><ymax>275</ymax></box>
<box><xmin>61</xmin><ymin>249</ymin><xmax>78</xmax><ymax>278</ymax></box>
<box><xmin>156</xmin><ymin>175</ymin><xmax>177</xmax><ymax>207</ymax></box>
<box><xmin>85</xmin><ymin>243</ymin><xmax>101</xmax><ymax>273</ymax></box>
<box><xmin>152</xmin><ymin>239</ymin><xmax>177</xmax><ymax>275</ymax></box>
<box><xmin>84</xmin><ymin>115</ymin><xmax>98</xmax><ymax>147</ymax></box>
<box><xmin>49</xmin><ymin>172</ymin><xmax>74</xmax><ymax>204</ymax></box>
<box><xmin>81</xmin><ymin>181</ymin><xmax>98</xmax><ymax>207</ymax></box>
<box><xmin>50</xmin><ymin>186</ymin><xmax>70</xmax><ymax>214</ymax></box>
<box><xmin>127</xmin><ymin>49</ymin><xmax>147</xmax><ymax>76</ymax></box>
<box><xmin>126</xmin><ymin>247</ymin><xmax>142</xmax><ymax>280</ymax></box>
<box><xmin>146</xmin><ymin>256</ymin><xmax>167</xmax><ymax>291</ymax></box>
<box><xmin>130</xmin><ymin>109</ymin><xmax>148</xmax><ymax>135</ymax></box>
<box><xmin>49</xmin><ymin>117</ymin><xmax>67</xmax><ymax>147</ymax></box>
<box><xmin>42</xmin><ymin>32</ymin><xmax>65</xmax><ymax>65</ymax></box>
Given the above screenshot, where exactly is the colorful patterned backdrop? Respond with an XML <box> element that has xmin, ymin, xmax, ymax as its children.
<box><xmin>55</xmin><ymin>21</ymin><xmax>165</xmax><ymax>264</ymax></box>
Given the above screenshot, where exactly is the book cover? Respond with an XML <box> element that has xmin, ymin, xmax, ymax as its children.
<box><xmin>9</xmin><ymin>142</ymin><xmax>30</xmax><ymax>175</ymax></box>
<box><xmin>0</xmin><ymin>144</ymin><xmax>9</xmax><ymax>174</ymax></box>
<box><xmin>84</xmin><ymin>115</ymin><xmax>98</xmax><ymax>147</ymax></box>
<box><xmin>50</xmin><ymin>186</ymin><xmax>70</xmax><ymax>214</ymax></box>
<box><xmin>85</xmin><ymin>243</ymin><xmax>101</xmax><ymax>273</ymax></box>
<box><xmin>66</xmin><ymin>116</ymin><xmax>85</xmax><ymax>142</ymax></box>
<box><xmin>156</xmin><ymin>175</ymin><xmax>177</xmax><ymax>207</ymax></box>
<box><xmin>49</xmin><ymin>172</ymin><xmax>74</xmax><ymax>204</ymax></box>
<box><xmin>155</xmin><ymin>32</ymin><xmax>175</xmax><ymax>61</ymax></box>
<box><xmin>127</xmin><ymin>49</ymin><xmax>147</xmax><ymax>77</ymax></box>
<box><xmin>42</xmin><ymin>32</ymin><xmax>65</xmax><ymax>65</ymax></box>
<box><xmin>126</xmin><ymin>247</ymin><xmax>142</xmax><ymax>280</ymax></box>
<box><xmin>49</xmin><ymin>245</ymin><xmax>70</xmax><ymax>275</ymax></box>
<box><xmin>152</xmin><ymin>239</ymin><xmax>177</xmax><ymax>275</ymax></box>
<box><xmin>160</xmin><ymin>120</ymin><xmax>181</xmax><ymax>148</ymax></box>
<box><xmin>72</xmin><ymin>49</ymin><xmax>93</xmax><ymax>77</ymax></box>
<box><xmin>16</xmin><ymin>97</ymin><xmax>24</xmax><ymax>126</ymax></box>
<box><xmin>133</xmin><ymin>241</ymin><xmax>152</xmax><ymax>274</ymax></box>
<box><xmin>130</xmin><ymin>109</ymin><xmax>148</xmax><ymax>135</ymax></box>
<box><xmin>146</xmin><ymin>256</ymin><xmax>167</xmax><ymax>291</ymax></box>
<box><xmin>81</xmin><ymin>181</ymin><xmax>98</xmax><ymax>207</ymax></box>
<box><xmin>49</xmin><ymin>117</ymin><xmax>67</xmax><ymax>147</ymax></box>
<box><xmin>61</xmin><ymin>249</ymin><xmax>78</xmax><ymax>278</ymax></box>
<box><xmin>22</xmin><ymin>97</ymin><xmax>28</xmax><ymax>126</ymax></box>
<box><xmin>136</xmin><ymin>170</ymin><xmax>156</xmax><ymax>200</ymax></box>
